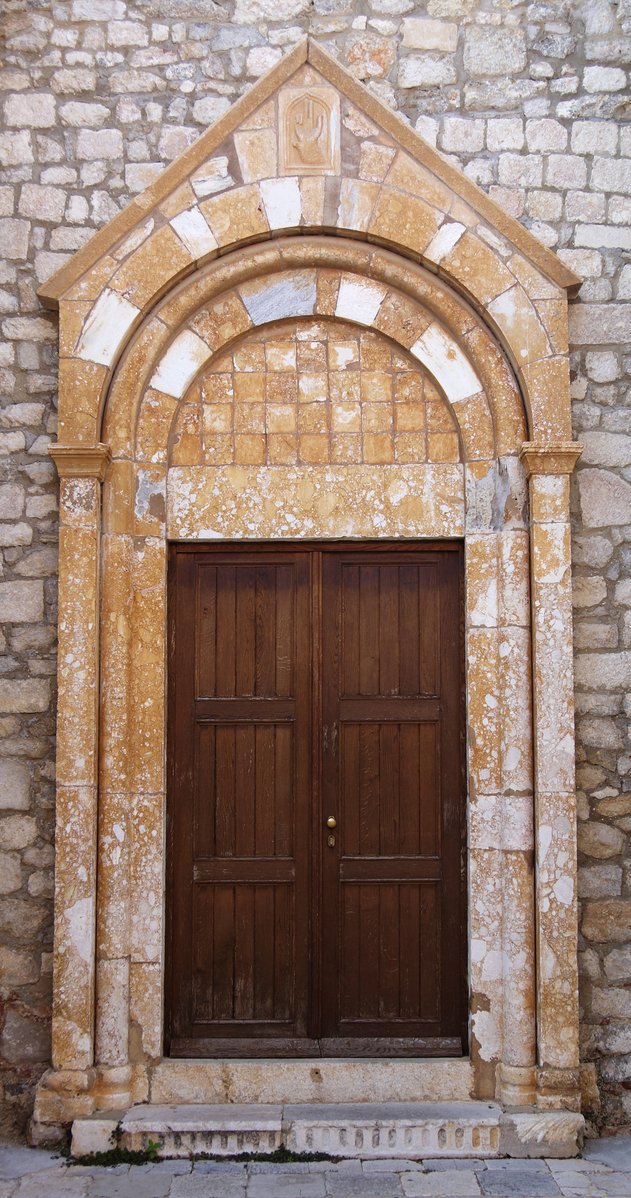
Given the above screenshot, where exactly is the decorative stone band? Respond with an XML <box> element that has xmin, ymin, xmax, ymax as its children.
<box><xmin>49</xmin><ymin>443</ymin><xmax>112</xmax><ymax>481</ymax></box>
<box><xmin>519</xmin><ymin>442</ymin><xmax>583</xmax><ymax>478</ymax></box>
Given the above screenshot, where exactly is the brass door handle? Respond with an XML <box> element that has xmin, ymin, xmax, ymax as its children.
<box><xmin>326</xmin><ymin>816</ymin><xmax>337</xmax><ymax>829</ymax></box>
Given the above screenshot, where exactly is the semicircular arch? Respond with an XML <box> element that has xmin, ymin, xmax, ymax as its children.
<box><xmin>96</xmin><ymin>239</ymin><xmax>528</xmax><ymax>465</ymax></box>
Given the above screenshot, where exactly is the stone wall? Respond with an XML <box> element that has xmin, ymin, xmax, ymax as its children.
<box><xmin>1</xmin><ymin>0</ymin><xmax>630</xmax><ymax>1138</ymax></box>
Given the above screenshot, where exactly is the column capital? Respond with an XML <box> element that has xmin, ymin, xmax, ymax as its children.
<box><xmin>519</xmin><ymin>441</ymin><xmax>582</xmax><ymax>478</ymax></box>
<box><xmin>49</xmin><ymin>443</ymin><xmax>112</xmax><ymax>481</ymax></box>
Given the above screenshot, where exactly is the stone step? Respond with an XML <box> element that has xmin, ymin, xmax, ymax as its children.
<box><xmin>147</xmin><ymin>1057</ymin><xmax>474</xmax><ymax>1105</ymax></box>
<box><xmin>71</xmin><ymin>1101</ymin><xmax>584</xmax><ymax>1161</ymax></box>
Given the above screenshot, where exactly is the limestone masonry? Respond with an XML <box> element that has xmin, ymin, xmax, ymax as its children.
<box><xmin>0</xmin><ymin>0</ymin><xmax>630</xmax><ymax>1144</ymax></box>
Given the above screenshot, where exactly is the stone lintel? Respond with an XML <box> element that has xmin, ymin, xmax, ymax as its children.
<box><xmin>49</xmin><ymin>443</ymin><xmax>112</xmax><ymax>481</ymax></box>
<box><xmin>519</xmin><ymin>442</ymin><xmax>583</xmax><ymax>478</ymax></box>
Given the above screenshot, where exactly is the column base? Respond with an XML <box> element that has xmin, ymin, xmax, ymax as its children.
<box><xmin>536</xmin><ymin>1066</ymin><xmax>581</xmax><ymax>1112</ymax></box>
<box><xmin>31</xmin><ymin>1067</ymin><xmax>96</xmax><ymax>1130</ymax></box>
<box><xmin>499</xmin><ymin>1063</ymin><xmax>536</xmax><ymax>1106</ymax></box>
<box><xmin>92</xmin><ymin>1064</ymin><xmax>134</xmax><ymax>1110</ymax></box>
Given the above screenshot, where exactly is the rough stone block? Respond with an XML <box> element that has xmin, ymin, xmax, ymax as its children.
<box><xmin>582</xmin><ymin>899</ymin><xmax>631</xmax><ymax>943</ymax></box>
<box><xmin>0</xmin><ymin>219</ymin><xmax>30</xmax><ymax>260</ymax></box>
<box><xmin>192</xmin><ymin>96</ymin><xmax>231</xmax><ymax>125</ymax></box>
<box><xmin>464</xmin><ymin>28</ymin><xmax>526</xmax><ymax>77</ymax></box>
<box><xmin>578</xmin><ymin>469</ymin><xmax>631</xmax><ymax>528</ymax></box>
<box><xmin>0</xmin><ymin>813</ymin><xmax>38</xmax><ymax>850</ymax></box>
<box><xmin>578</xmin><ymin>864</ymin><xmax>622</xmax><ymax>899</ymax></box>
<box><xmin>4</xmin><ymin>93</ymin><xmax>56</xmax><ymax>129</ymax></box>
<box><xmin>0</xmin><ymin>130</ymin><xmax>34</xmax><ymax>166</ymax></box>
<box><xmin>498</xmin><ymin>154</ymin><xmax>543</xmax><ymax>188</ymax></box>
<box><xmin>570</xmin><ymin>304</ymin><xmax>631</xmax><ymax>344</ymax></box>
<box><xmin>0</xmin><ymin>850</ymin><xmax>22</xmax><ymax>894</ymax></box>
<box><xmin>18</xmin><ymin>183</ymin><xmax>66</xmax><ymax>222</ymax></box>
<box><xmin>398</xmin><ymin>56</ymin><xmax>456</xmax><ymax>88</ymax></box>
<box><xmin>526</xmin><ymin>119</ymin><xmax>567</xmax><ymax>152</ymax></box>
<box><xmin>0</xmin><ymin>945</ymin><xmax>39</xmax><ymax>984</ymax></box>
<box><xmin>441</xmin><ymin>118</ymin><xmax>484</xmax><ymax>153</ymax></box>
<box><xmin>486</xmin><ymin>119</ymin><xmax>524</xmax><ymax>151</ymax></box>
<box><xmin>401</xmin><ymin>18</ymin><xmax>458</xmax><ymax>52</ymax></box>
<box><xmin>59</xmin><ymin>101</ymin><xmax>110</xmax><ymax>127</ymax></box>
<box><xmin>0</xmin><ymin>580</ymin><xmax>43</xmax><ymax>622</ymax></box>
<box><xmin>76</xmin><ymin>128</ymin><xmax>123</xmax><ymax>160</ymax></box>
<box><xmin>0</xmin><ymin>678</ymin><xmax>50</xmax><ymax>713</ymax></box>
<box><xmin>71</xmin><ymin>1112</ymin><xmax>120</xmax><ymax>1157</ymax></box>
<box><xmin>547</xmin><ymin>154</ymin><xmax>588</xmax><ymax>189</ymax></box>
<box><xmin>591</xmin><ymin>157</ymin><xmax>631</xmax><ymax>195</ymax></box>
<box><xmin>1</xmin><ymin>1007</ymin><xmax>51</xmax><ymax>1064</ymax></box>
<box><xmin>583</xmin><ymin>65</ymin><xmax>626</xmax><ymax>92</ymax></box>
<box><xmin>571</xmin><ymin>120</ymin><xmax>618</xmax><ymax>155</ymax></box>
<box><xmin>0</xmin><ymin>759</ymin><xmax>30</xmax><ymax>809</ymax></box>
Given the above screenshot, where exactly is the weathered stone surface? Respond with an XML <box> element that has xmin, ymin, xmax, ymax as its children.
<box><xmin>463</xmin><ymin>28</ymin><xmax>526</xmax><ymax>77</ymax></box>
<box><xmin>0</xmin><ymin>1008</ymin><xmax>51</xmax><ymax>1064</ymax></box>
<box><xmin>0</xmin><ymin>944</ymin><xmax>39</xmax><ymax>984</ymax></box>
<box><xmin>578</xmin><ymin>821</ymin><xmax>626</xmax><ymax>860</ymax></box>
<box><xmin>4</xmin><ymin>93</ymin><xmax>56</xmax><ymax>129</ymax></box>
<box><xmin>0</xmin><ymin>760</ymin><xmax>30</xmax><ymax>810</ymax></box>
<box><xmin>0</xmin><ymin>679</ymin><xmax>50</xmax><ymax>713</ymax></box>
<box><xmin>578</xmin><ymin>864</ymin><xmax>622</xmax><ymax>899</ymax></box>
<box><xmin>398</xmin><ymin>56</ymin><xmax>456</xmax><ymax>88</ymax></box>
<box><xmin>569</xmin><ymin>304</ymin><xmax>631</xmax><ymax>345</ymax></box>
<box><xmin>573</xmin><ymin>577</ymin><xmax>607</xmax><ymax>608</ymax></box>
<box><xmin>604</xmin><ymin>947</ymin><xmax>631</xmax><ymax>981</ymax></box>
<box><xmin>401</xmin><ymin>18</ymin><xmax>457</xmax><ymax>51</ymax></box>
<box><xmin>582</xmin><ymin>901</ymin><xmax>631</xmax><ymax>943</ymax></box>
<box><xmin>0</xmin><ymin>851</ymin><xmax>22</xmax><ymax>895</ymax></box>
<box><xmin>578</xmin><ymin>469</ymin><xmax>631</xmax><ymax>528</ymax></box>
<box><xmin>0</xmin><ymin>580</ymin><xmax>43</xmax><ymax>623</ymax></box>
<box><xmin>576</xmin><ymin>651</ymin><xmax>631</xmax><ymax>691</ymax></box>
<box><xmin>581</xmin><ymin>433</ymin><xmax>631</xmax><ymax>468</ymax></box>
<box><xmin>0</xmin><ymin>814</ymin><xmax>37</xmax><ymax>851</ymax></box>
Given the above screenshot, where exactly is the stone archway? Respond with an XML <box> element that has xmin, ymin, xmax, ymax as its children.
<box><xmin>35</xmin><ymin>41</ymin><xmax>584</xmax><ymax>1155</ymax></box>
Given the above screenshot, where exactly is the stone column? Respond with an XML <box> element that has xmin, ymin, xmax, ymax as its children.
<box><xmin>35</xmin><ymin>444</ymin><xmax>110</xmax><ymax>1127</ymax></box>
<box><xmin>520</xmin><ymin>442</ymin><xmax>583</xmax><ymax>1112</ymax></box>
<box><xmin>466</xmin><ymin>526</ymin><xmax>536</xmax><ymax>1107</ymax></box>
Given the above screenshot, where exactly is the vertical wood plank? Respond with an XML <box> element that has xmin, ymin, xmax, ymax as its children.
<box><xmin>216</xmin><ymin>566</ymin><xmax>236</xmax><ymax>696</ymax></box>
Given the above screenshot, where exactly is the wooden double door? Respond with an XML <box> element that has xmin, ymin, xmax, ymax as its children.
<box><xmin>166</xmin><ymin>543</ymin><xmax>466</xmax><ymax>1057</ymax></box>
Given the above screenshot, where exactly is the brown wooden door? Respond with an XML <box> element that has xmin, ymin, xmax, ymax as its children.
<box><xmin>166</xmin><ymin>543</ymin><xmax>465</xmax><ymax>1058</ymax></box>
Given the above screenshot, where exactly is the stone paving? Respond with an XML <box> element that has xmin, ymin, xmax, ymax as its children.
<box><xmin>1</xmin><ymin>1138</ymin><xmax>631</xmax><ymax>1198</ymax></box>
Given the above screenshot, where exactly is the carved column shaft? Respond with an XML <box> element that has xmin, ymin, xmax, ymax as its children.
<box><xmin>521</xmin><ymin>442</ymin><xmax>583</xmax><ymax>1112</ymax></box>
<box><xmin>47</xmin><ymin>446</ymin><xmax>111</xmax><ymax>1079</ymax></box>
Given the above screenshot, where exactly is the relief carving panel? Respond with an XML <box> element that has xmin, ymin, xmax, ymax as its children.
<box><xmin>279</xmin><ymin>87</ymin><xmax>341</xmax><ymax>176</ymax></box>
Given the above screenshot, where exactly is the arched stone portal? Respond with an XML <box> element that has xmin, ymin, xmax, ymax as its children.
<box><xmin>35</xmin><ymin>40</ymin><xmax>584</xmax><ymax>1156</ymax></box>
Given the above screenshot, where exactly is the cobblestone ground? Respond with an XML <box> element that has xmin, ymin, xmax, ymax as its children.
<box><xmin>1</xmin><ymin>1139</ymin><xmax>631</xmax><ymax>1198</ymax></box>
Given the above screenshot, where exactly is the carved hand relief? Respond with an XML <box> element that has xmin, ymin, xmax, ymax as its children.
<box><xmin>279</xmin><ymin>87</ymin><xmax>341</xmax><ymax>176</ymax></box>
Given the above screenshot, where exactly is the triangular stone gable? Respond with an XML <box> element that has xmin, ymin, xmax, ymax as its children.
<box><xmin>38</xmin><ymin>38</ymin><xmax>579</xmax><ymax>309</ymax></box>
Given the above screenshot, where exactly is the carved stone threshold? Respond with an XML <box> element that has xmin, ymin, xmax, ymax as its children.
<box><xmin>70</xmin><ymin>1100</ymin><xmax>584</xmax><ymax>1161</ymax></box>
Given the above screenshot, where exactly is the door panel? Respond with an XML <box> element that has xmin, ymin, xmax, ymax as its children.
<box><xmin>320</xmin><ymin>550</ymin><xmax>463</xmax><ymax>1050</ymax></box>
<box><xmin>168</xmin><ymin>549</ymin><xmax>311</xmax><ymax>1054</ymax></box>
<box><xmin>166</xmin><ymin>543</ymin><xmax>465</xmax><ymax>1058</ymax></box>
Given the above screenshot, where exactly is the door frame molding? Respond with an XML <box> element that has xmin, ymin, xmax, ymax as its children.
<box><xmin>38</xmin><ymin>234</ymin><xmax>583</xmax><ymax>1130</ymax></box>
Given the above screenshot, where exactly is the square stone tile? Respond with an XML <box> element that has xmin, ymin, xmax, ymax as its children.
<box><xmin>402</xmin><ymin>1169</ymin><xmax>481</xmax><ymax>1196</ymax></box>
<box><xmin>89</xmin><ymin>1171</ymin><xmax>173</xmax><ymax>1197</ymax></box>
<box><xmin>247</xmin><ymin>1175</ymin><xmax>326</xmax><ymax>1196</ymax></box>
<box><xmin>0</xmin><ymin>1148</ymin><xmax>61</xmax><ymax>1180</ymax></box>
<box><xmin>479</xmin><ymin>1168</ymin><xmax>560</xmax><ymax>1196</ymax></box>
<box><xmin>325</xmin><ymin>1176</ymin><xmax>404</xmax><ymax>1197</ymax></box>
<box><xmin>553</xmin><ymin>1175</ymin><xmax>631</xmax><ymax>1198</ymax></box>
<box><xmin>171</xmin><ymin>1175</ymin><xmax>246</xmax><ymax>1196</ymax></box>
<box><xmin>583</xmin><ymin>1140</ymin><xmax>631</xmax><ymax>1173</ymax></box>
